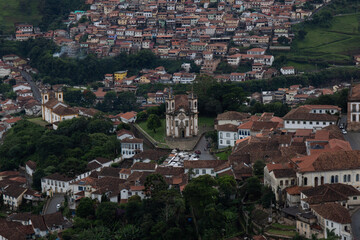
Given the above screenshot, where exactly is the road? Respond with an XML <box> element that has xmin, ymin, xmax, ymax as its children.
<box><xmin>352</xmin><ymin>208</ymin><xmax>360</xmax><ymax>240</ymax></box>
<box><xmin>339</xmin><ymin>115</ymin><xmax>360</xmax><ymax>150</ymax></box>
<box><xmin>194</xmin><ymin>135</ymin><xmax>215</xmax><ymax>160</ymax></box>
<box><xmin>21</xmin><ymin>70</ymin><xmax>41</xmax><ymax>102</ymax></box>
<box><xmin>44</xmin><ymin>194</ymin><xmax>65</xmax><ymax>215</ymax></box>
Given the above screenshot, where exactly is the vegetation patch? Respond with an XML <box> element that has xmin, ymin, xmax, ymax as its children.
<box><xmin>138</xmin><ymin>118</ymin><xmax>166</xmax><ymax>143</ymax></box>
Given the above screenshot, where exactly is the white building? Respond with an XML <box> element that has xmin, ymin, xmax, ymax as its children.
<box><xmin>2</xmin><ymin>185</ymin><xmax>27</xmax><ymax>210</ymax></box>
<box><xmin>41</xmin><ymin>173</ymin><xmax>75</xmax><ymax>196</ymax></box>
<box><xmin>283</xmin><ymin>105</ymin><xmax>340</xmax><ymax>132</ymax></box>
<box><xmin>218</xmin><ymin>124</ymin><xmax>238</xmax><ymax>148</ymax></box>
<box><xmin>280</xmin><ymin>66</ymin><xmax>295</xmax><ymax>75</ymax></box>
<box><xmin>121</xmin><ymin>138</ymin><xmax>144</xmax><ymax>158</ymax></box>
<box><xmin>311</xmin><ymin>203</ymin><xmax>352</xmax><ymax>240</ymax></box>
<box><xmin>183</xmin><ymin>160</ymin><xmax>231</xmax><ymax>178</ymax></box>
<box><xmin>165</xmin><ymin>92</ymin><xmax>198</xmax><ymax>138</ymax></box>
<box><xmin>293</xmin><ymin>150</ymin><xmax>360</xmax><ymax>189</ymax></box>
<box><xmin>41</xmin><ymin>89</ymin><xmax>78</xmax><ymax>124</ymax></box>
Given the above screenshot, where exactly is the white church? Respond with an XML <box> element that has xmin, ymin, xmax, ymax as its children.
<box><xmin>165</xmin><ymin>92</ymin><xmax>198</xmax><ymax>138</ymax></box>
<box><xmin>41</xmin><ymin>88</ymin><xmax>78</xmax><ymax>124</ymax></box>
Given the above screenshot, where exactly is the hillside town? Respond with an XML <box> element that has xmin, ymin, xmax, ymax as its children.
<box><xmin>1</xmin><ymin>0</ymin><xmax>360</xmax><ymax>238</ymax></box>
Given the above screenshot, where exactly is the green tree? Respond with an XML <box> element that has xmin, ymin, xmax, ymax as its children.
<box><xmin>253</xmin><ymin>160</ymin><xmax>266</xmax><ymax>177</ymax></box>
<box><xmin>76</xmin><ymin>197</ymin><xmax>95</xmax><ymax>218</ymax></box>
<box><xmin>136</xmin><ymin>111</ymin><xmax>148</xmax><ymax>122</ymax></box>
<box><xmin>146</xmin><ymin>114</ymin><xmax>161</xmax><ymax>133</ymax></box>
<box><xmin>96</xmin><ymin>202</ymin><xmax>119</xmax><ymax>227</ymax></box>
<box><xmin>144</xmin><ymin>173</ymin><xmax>168</xmax><ymax>197</ymax></box>
<box><xmin>32</xmin><ymin>169</ymin><xmax>46</xmax><ymax>191</ymax></box>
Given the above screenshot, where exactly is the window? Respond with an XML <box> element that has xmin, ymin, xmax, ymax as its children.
<box><xmin>202</xmin><ymin>169</ymin><xmax>206</xmax><ymax>174</ymax></box>
<box><xmin>226</xmin><ymin>133</ymin><xmax>230</xmax><ymax>137</ymax></box>
<box><xmin>331</xmin><ymin>223</ymin><xmax>333</xmax><ymax>228</ymax></box>
<box><xmin>303</xmin><ymin>121</ymin><xmax>306</xmax><ymax>124</ymax></box>
<box><xmin>310</xmin><ymin>121</ymin><xmax>313</xmax><ymax>124</ymax></box>
<box><xmin>195</xmin><ymin>169</ymin><xmax>199</xmax><ymax>174</ymax></box>
<box><xmin>291</xmin><ymin>179</ymin><xmax>295</xmax><ymax>185</ymax></box>
<box><xmin>348</xmin><ymin>174</ymin><xmax>351</xmax><ymax>182</ymax></box>
<box><xmin>78</xmin><ymin>186</ymin><xmax>84</xmax><ymax>191</ymax></box>
<box><xmin>172</xmin><ymin>102</ymin><xmax>174</xmax><ymax>108</ymax></box>
<box><xmin>220</xmin><ymin>132</ymin><xmax>223</xmax><ymax>138</ymax></box>
<box><xmin>316</xmin><ymin>122</ymin><xmax>319</xmax><ymax>125</ymax></box>
<box><xmin>344</xmin><ymin>175</ymin><xmax>347</xmax><ymax>182</ymax></box>
<box><xmin>176</xmin><ymin>121</ymin><xmax>178</xmax><ymax>127</ymax></box>
<box><xmin>326</xmin><ymin>221</ymin><xmax>329</xmax><ymax>226</ymax></box>
<box><xmin>220</xmin><ymin>140</ymin><xmax>223</xmax><ymax>144</ymax></box>
<box><xmin>285</xmin><ymin>180</ymin><xmax>288</xmax><ymax>186</ymax></box>
<box><xmin>297</xmin><ymin>121</ymin><xmax>300</xmax><ymax>124</ymax></box>
<box><xmin>319</xmin><ymin>110</ymin><xmax>322</xmax><ymax>113</ymax></box>
<box><xmin>280</xmin><ymin>180</ymin><xmax>283</xmax><ymax>186</ymax></box>
<box><xmin>303</xmin><ymin>177</ymin><xmax>308</xmax><ymax>186</ymax></box>
<box><xmin>286</xmin><ymin>121</ymin><xmax>289</xmax><ymax>124</ymax></box>
<box><xmin>335</xmin><ymin>175</ymin><xmax>339</xmax><ymax>183</ymax></box>
<box><xmin>186</xmin><ymin>120</ymin><xmax>189</xmax><ymax>127</ymax></box>
<box><xmin>292</xmin><ymin>121</ymin><xmax>295</xmax><ymax>124</ymax></box>
<box><xmin>353</xmin><ymin>115</ymin><xmax>357</xmax><ymax>122</ymax></box>
<box><xmin>353</xmin><ymin>104</ymin><xmax>357</xmax><ymax>112</ymax></box>
<box><xmin>357</xmin><ymin>174</ymin><xmax>359</xmax><ymax>181</ymax></box>
<box><xmin>323</xmin><ymin>122</ymin><xmax>326</xmax><ymax>125</ymax></box>
<box><xmin>354</xmin><ymin>197</ymin><xmax>358</xmax><ymax>200</ymax></box>
<box><xmin>226</xmin><ymin>140</ymin><xmax>230</xmax><ymax>144</ymax></box>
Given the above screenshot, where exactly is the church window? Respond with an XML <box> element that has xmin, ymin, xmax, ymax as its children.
<box><xmin>172</xmin><ymin>102</ymin><xmax>174</xmax><ymax>108</ymax></box>
<box><xmin>59</xmin><ymin>94</ymin><xmax>62</xmax><ymax>99</ymax></box>
<box><xmin>186</xmin><ymin>120</ymin><xmax>188</xmax><ymax>126</ymax></box>
<box><xmin>176</xmin><ymin>121</ymin><xmax>178</xmax><ymax>127</ymax></box>
<box><xmin>44</xmin><ymin>95</ymin><xmax>48</xmax><ymax>100</ymax></box>
<box><xmin>194</xmin><ymin>102</ymin><xmax>197</xmax><ymax>108</ymax></box>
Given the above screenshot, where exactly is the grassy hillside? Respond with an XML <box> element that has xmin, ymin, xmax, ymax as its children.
<box><xmin>0</xmin><ymin>0</ymin><xmax>42</xmax><ymax>34</ymax></box>
<box><xmin>277</xmin><ymin>13</ymin><xmax>360</xmax><ymax>71</ymax></box>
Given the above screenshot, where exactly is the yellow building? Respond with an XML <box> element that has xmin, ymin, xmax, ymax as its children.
<box><xmin>114</xmin><ymin>70</ymin><xmax>128</xmax><ymax>83</ymax></box>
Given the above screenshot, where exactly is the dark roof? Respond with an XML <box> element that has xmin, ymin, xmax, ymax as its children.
<box><xmin>30</xmin><ymin>215</ymin><xmax>47</xmax><ymax>231</ymax></box>
<box><xmin>98</xmin><ymin>167</ymin><xmax>120</xmax><ymax>178</ymax></box>
<box><xmin>272</xmin><ymin>168</ymin><xmax>296</xmax><ymax>178</ymax></box>
<box><xmin>174</xmin><ymin>94</ymin><xmax>190</xmax><ymax>111</ymax></box>
<box><xmin>183</xmin><ymin>160</ymin><xmax>227</xmax><ymax>169</ymax></box>
<box><xmin>217</xmin><ymin>124</ymin><xmax>238</xmax><ymax>132</ymax></box>
<box><xmin>44</xmin><ymin>173</ymin><xmax>74</xmax><ymax>182</ymax></box>
<box><xmin>133</xmin><ymin>149</ymin><xmax>169</xmax><ymax>161</ymax></box>
<box><xmin>121</xmin><ymin>137</ymin><xmax>143</xmax><ymax>143</ymax></box>
<box><xmin>251</xmin><ymin>121</ymin><xmax>279</xmax><ymax>132</ymax></box>
<box><xmin>86</xmin><ymin>161</ymin><xmax>102</xmax><ymax>171</ymax></box>
<box><xmin>283</xmin><ymin>106</ymin><xmax>338</xmax><ymax>121</ymax></box>
<box><xmin>3</xmin><ymin>185</ymin><xmax>27</xmax><ymax>198</ymax></box>
<box><xmin>216</xmin><ymin>111</ymin><xmax>250</xmax><ymax>121</ymax></box>
<box><xmin>301</xmin><ymin>184</ymin><xmax>360</xmax><ymax>204</ymax></box>
<box><xmin>311</xmin><ymin>203</ymin><xmax>351</xmax><ymax>224</ymax></box>
<box><xmin>131</xmin><ymin>162</ymin><xmax>156</xmax><ymax>171</ymax></box>
<box><xmin>52</xmin><ymin>105</ymin><xmax>77</xmax><ymax>116</ymax></box>
<box><xmin>25</xmin><ymin>160</ymin><xmax>36</xmax><ymax>170</ymax></box>
<box><xmin>155</xmin><ymin>167</ymin><xmax>184</xmax><ymax>176</ymax></box>
<box><xmin>43</xmin><ymin>212</ymin><xmax>66</xmax><ymax>228</ymax></box>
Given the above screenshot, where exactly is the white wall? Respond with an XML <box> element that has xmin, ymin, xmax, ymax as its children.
<box><xmin>218</xmin><ymin>131</ymin><xmax>237</xmax><ymax>148</ymax></box>
<box><xmin>284</xmin><ymin>120</ymin><xmax>335</xmax><ymax>131</ymax></box>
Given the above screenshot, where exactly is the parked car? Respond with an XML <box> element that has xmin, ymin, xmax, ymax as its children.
<box><xmin>56</xmin><ymin>203</ymin><xmax>61</xmax><ymax>211</ymax></box>
<box><xmin>195</xmin><ymin>150</ymin><xmax>201</xmax><ymax>155</ymax></box>
<box><xmin>342</xmin><ymin>129</ymin><xmax>347</xmax><ymax>134</ymax></box>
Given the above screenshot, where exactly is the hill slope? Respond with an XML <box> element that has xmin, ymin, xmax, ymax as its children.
<box><xmin>0</xmin><ymin>0</ymin><xmax>42</xmax><ymax>34</ymax></box>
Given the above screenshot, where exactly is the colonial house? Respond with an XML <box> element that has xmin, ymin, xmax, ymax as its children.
<box><xmin>41</xmin><ymin>173</ymin><xmax>75</xmax><ymax>196</ymax></box>
<box><xmin>293</xmin><ymin>150</ymin><xmax>360</xmax><ymax>189</ymax></box>
<box><xmin>116</xmin><ymin>129</ymin><xmax>135</xmax><ymax>140</ymax></box>
<box><xmin>264</xmin><ymin>163</ymin><xmax>296</xmax><ymax>201</ymax></box>
<box><xmin>311</xmin><ymin>203</ymin><xmax>352</xmax><ymax>240</ymax></box>
<box><xmin>218</xmin><ymin>124</ymin><xmax>238</xmax><ymax>148</ymax></box>
<box><xmin>300</xmin><ymin>184</ymin><xmax>360</xmax><ymax>211</ymax></box>
<box><xmin>2</xmin><ymin>185</ymin><xmax>27</xmax><ymax>210</ymax></box>
<box><xmin>121</xmin><ymin>138</ymin><xmax>144</xmax><ymax>158</ymax></box>
<box><xmin>280</xmin><ymin>66</ymin><xmax>295</xmax><ymax>75</ymax></box>
<box><xmin>215</xmin><ymin>111</ymin><xmax>250</xmax><ymax>129</ymax></box>
<box><xmin>283</xmin><ymin>105</ymin><xmax>340</xmax><ymax>132</ymax></box>
<box><xmin>25</xmin><ymin>160</ymin><xmax>36</xmax><ymax>177</ymax></box>
<box><xmin>183</xmin><ymin>160</ymin><xmax>230</xmax><ymax>178</ymax></box>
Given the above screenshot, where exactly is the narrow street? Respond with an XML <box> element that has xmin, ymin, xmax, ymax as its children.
<box><xmin>194</xmin><ymin>135</ymin><xmax>215</xmax><ymax>160</ymax></box>
<box><xmin>44</xmin><ymin>194</ymin><xmax>65</xmax><ymax>215</ymax></box>
<box><xmin>21</xmin><ymin>70</ymin><xmax>41</xmax><ymax>102</ymax></box>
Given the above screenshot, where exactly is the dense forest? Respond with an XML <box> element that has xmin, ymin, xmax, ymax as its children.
<box><xmin>0</xmin><ymin>117</ymin><xmax>120</xmax><ymax>188</ymax></box>
<box><xmin>57</xmin><ymin>173</ymin><xmax>273</xmax><ymax>240</ymax></box>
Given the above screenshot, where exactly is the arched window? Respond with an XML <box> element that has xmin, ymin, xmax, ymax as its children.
<box><xmin>335</xmin><ymin>175</ymin><xmax>339</xmax><ymax>183</ymax></box>
<box><xmin>194</xmin><ymin>101</ymin><xmax>197</xmax><ymax>108</ymax></box>
<box><xmin>344</xmin><ymin>175</ymin><xmax>347</xmax><ymax>182</ymax></box>
<box><xmin>356</xmin><ymin>174</ymin><xmax>359</xmax><ymax>182</ymax></box>
<box><xmin>348</xmin><ymin>174</ymin><xmax>351</xmax><ymax>182</ymax></box>
<box><xmin>314</xmin><ymin>177</ymin><xmax>318</xmax><ymax>187</ymax></box>
<box><xmin>331</xmin><ymin>176</ymin><xmax>335</xmax><ymax>183</ymax></box>
<box><xmin>321</xmin><ymin>176</ymin><xmax>324</xmax><ymax>185</ymax></box>
<box><xmin>304</xmin><ymin>177</ymin><xmax>308</xmax><ymax>186</ymax></box>
<box><xmin>172</xmin><ymin>102</ymin><xmax>174</xmax><ymax>108</ymax></box>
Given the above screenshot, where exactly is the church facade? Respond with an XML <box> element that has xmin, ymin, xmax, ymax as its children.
<box><xmin>41</xmin><ymin>88</ymin><xmax>78</xmax><ymax>124</ymax></box>
<box><xmin>165</xmin><ymin>92</ymin><xmax>198</xmax><ymax>138</ymax></box>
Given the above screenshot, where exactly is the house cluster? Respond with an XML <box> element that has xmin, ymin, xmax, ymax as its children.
<box><xmin>213</xmin><ymin>101</ymin><xmax>359</xmax><ymax>239</ymax></box>
<box><xmin>0</xmin><ymin>211</ymin><xmax>71</xmax><ymax>239</ymax></box>
<box><xmin>250</xmin><ymin>83</ymin><xmax>346</xmax><ymax>106</ymax></box>
<box><xmin>15</xmin><ymin>0</ymin><xmax>328</xmax><ymax>76</ymax></box>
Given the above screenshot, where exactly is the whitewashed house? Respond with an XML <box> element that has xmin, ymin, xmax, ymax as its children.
<box><xmin>218</xmin><ymin>124</ymin><xmax>238</xmax><ymax>148</ymax></box>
